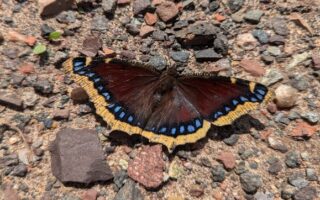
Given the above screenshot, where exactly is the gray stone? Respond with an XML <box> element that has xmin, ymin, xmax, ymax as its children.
<box><xmin>228</xmin><ymin>0</ymin><xmax>244</xmax><ymax>13</ymax></box>
<box><xmin>272</xmin><ymin>18</ymin><xmax>289</xmax><ymax>36</ymax></box>
<box><xmin>268</xmin><ymin>159</ymin><xmax>282</xmax><ymax>175</ymax></box>
<box><xmin>56</xmin><ymin>11</ymin><xmax>76</xmax><ymax>24</ymax></box>
<box><xmin>195</xmin><ymin>49</ymin><xmax>222</xmax><ymax>61</ymax></box>
<box><xmin>293</xmin><ymin>187</ymin><xmax>317</xmax><ymax>200</ymax></box>
<box><xmin>113</xmin><ymin>170</ymin><xmax>128</xmax><ymax>190</ymax></box>
<box><xmin>33</xmin><ymin>80</ymin><xmax>54</xmax><ymax>94</ymax></box>
<box><xmin>214</xmin><ymin>36</ymin><xmax>228</xmax><ymax>55</ymax></box>
<box><xmin>22</xmin><ymin>91</ymin><xmax>39</xmax><ymax>107</ymax></box>
<box><xmin>91</xmin><ymin>15</ymin><xmax>108</xmax><ymax>32</ymax></box>
<box><xmin>125</xmin><ymin>24</ymin><xmax>139</xmax><ymax>36</ymax></box>
<box><xmin>169</xmin><ymin>51</ymin><xmax>190</xmax><ymax>63</ymax></box>
<box><xmin>152</xmin><ymin>30</ymin><xmax>167</xmax><ymax>41</ymax></box>
<box><xmin>0</xmin><ymin>93</ymin><xmax>23</xmax><ymax>111</ymax></box>
<box><xmin>288</xmin><ymin>173</ymin><xmax>309</xmax><ymax>189</ymax></box>
<box><xmin>235</xmin><ymin>161</ymin><xmax>248</xmax><ymax>175</ymax></box>
<box><xmin>268</xmin><ymin>137</ymin><xmax>288</xmax><ymax>153</ymax></box>
<box><xmin>252</xmin><ymin>29</ymin><xmax>269</xmax><ymax>44</ymax></box>
<box><xmin>285</xmin><ymin>151</ymin><xmax>301</xmax><ymax>168</ymax></box>
<box><xmin>114</xmin><ymin>179</ymin><xmax>144</xmax><ymax>200</ymax></box>
<box><xmin>240</xmin><ymin>172</ymin><xmax>263</xmax><ymax>194</ymax></box>
<box><xmin>301</xmin><ymin>112</ymin><xmax>319</xmax><ymax>124</ymax></box>
<box><xmin>102</xmin><ymin>0</ymin><xmax>117</xmax><ymax>16</ymax></box>
<box><xmin>261</xmin><ymin>54</ymin><xmax>274</xmax><ymax>64</ymax></box>
<box><xmin>173</xmin><ymin>20</ymin><xmax>189</xmax><ymax>30</ymax></box>
<box><xmin>239</xmin><ymin>149</ymin><xmax>255</xmax><ymax>160</ymax></box>
<box><xmin>306</xmin><ymin>168</ymin><xmax>318</xmax><ymax>181</ymax></box>
<box><xmin>267</xmin><ymin>46</ymin><xmax>281</xmax><ymax>56</ymax></box>
<box><xmin>261</xmin><ymin>69</ymin><xmax>283</xmax><ymax>86</ymax></box>
<box><xmin>223</xmin><ymin>134</ymin><xmax>239</xmax><ymax>146</ymax></box>
<box><xmin>290</xmin><ymin>76</ymin><xmax>309</xmax><ymax>91</ymax></box>
<box><xmin>11</xmin><ymin>164</ymin><xmax>28</xmax><ymax>177</ymax></box>
<box><xmin>50</xmin><ymin>128</ymin><xmax>113</xmax><ymax>184</ymax></box>
<box><xmin>148</xmin><ymin>56</ymin><xmax>167</xmax><ymax>71</ymax></box>
<box><xmin>254</xmin><ymin>191</ymin><xmax>274</xmax><ymax>200</ymax></box>
<box><xmin>211</xmin><ymin>165</ymin><xmax>225</xmax><ymax>182</ymax></box>
<box><xmin>133</xmin><ymin>0</ymin><xmax>151</xmax><ymax>16</ymax></box>
<box><xmin>244</xmin><ymin>10</ymin><xmax>264</xmax><ymax>24</ymax></box>
<box><xmin>209</xmin><ymin>1</ymin><xmax>220</xmax><ymax>12</ymax></box>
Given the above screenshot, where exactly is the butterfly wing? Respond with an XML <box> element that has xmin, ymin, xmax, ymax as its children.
<box><xmin>177</xmin><ymin>75</ymin><xmax>273</xmax><ymax>126</ymax></box>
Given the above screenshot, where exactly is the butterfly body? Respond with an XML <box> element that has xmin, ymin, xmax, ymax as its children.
<box><xmin>63</xmin><ymin>57</ymin><xmax>273</xmax><ymax>151</ymax></box>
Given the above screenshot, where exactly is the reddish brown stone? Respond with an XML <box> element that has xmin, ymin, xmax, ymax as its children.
<box><xmin>70</xmin><ymin>87</ymin><xmax>89</xmax><ymax>104</ymax></box>
<box><xmin>312</xmin><ymin>53</ymin><xmax>320</xmax><ymax>69</ymax></box>
<box><xmin>82</xmin><ymin>189</ymin><xmax>98</xmax><ymax>200</ymax></box>
<box><xmin>217</xmin><ymin>151</ymin><xmax>236</xmax><ymax>170</ymax></box>
<box><xmin>189</xmin><ymin>185</ymin><xmax>204</xmax><ymax>197</ymax></box>
<box><xmin>156</xmin><ymin>1</ymin><xmax>179</xmax><ymax>22</ymax></box>
<box><xmin>139</xmin><ymin>25</ymin><xmax>155</xmax><ymax>38</ymax></box>
<box><xmin>267</xmin><ymin>102</ymin><xmax>277</xmax><ymax>114</ymax></box>
<box><xmin>144</xmin><ymin>12</ymin><xmax>157</xmax><ymax>25</ymax></box>
<box><xmin>127</xmin><ymin>145</ymin><xmax>165</xmax><ymax>188</ymax></box>
<box><xmin>19</xmin><ymin>63</ymin><xmax>35</xmax><ymax>74</ymax></box>
<box><xmin>289</xmin><ymin>121</ymin><xmax>318</xmax><ymax>138</ymax></box>
<box><xmin>117</xmin><ymin>0</ymin><xmax>131</xmax><ymax>5</ymax></box>
<box><xmin>239</xmin><ymin>59</ymin><xmax>265</xmax><ymax>76</ymax></box>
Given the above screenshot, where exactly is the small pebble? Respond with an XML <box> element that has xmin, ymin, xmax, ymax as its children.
<box><xmin>275</xmin><ymin>84</ymin><xmax>298</xmax><ymax>108</ymax></box>
<box><xmin>285</xmin><ymin>151</ymin><xmax>301</xmax><ymax>168</ymax></box>
<box><xmin>211</xmin><ymin>165</ymin><xmax>226</xmax><ymax>182</ymax></box>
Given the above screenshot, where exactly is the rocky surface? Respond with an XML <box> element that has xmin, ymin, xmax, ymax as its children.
<box><xmin>0</xmin><ymin>0</ymin><xmax>319</xmax><ymax>199</ymax></box>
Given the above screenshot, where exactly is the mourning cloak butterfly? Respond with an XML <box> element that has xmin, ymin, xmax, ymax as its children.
<box><xmin>63</xmin><ymin>57</ymin><xmax>273</xmax><ymax>151</ymax></box>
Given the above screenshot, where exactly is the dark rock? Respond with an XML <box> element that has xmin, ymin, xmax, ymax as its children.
<box><xmin>209</xmin><ymin>1</ymin><xmax>220</xmax><ymax>12</ymax></box>
<box><xmin>133</xmin><ymin>0</ymin><xmax>151</xmax><ymax>16</ymax></box>
<box><xmin>0</xmin><ymin>93</ymin><xmax>23</xmax><ymax>111</ymax></box>
<box><xmin>56</xmin><ymin>11</ymin><xmax>76</xmax><ymax>24</ymax></box>
<box><xmin>293</xmin><ymin>187</ymin><xmax>317</xmax><ymax>200</ymax></box>
<box><xmin>211</xmin><ymin>165</ymin><xmax>225</xmax><ymax>182</ymax></box>
<box><xmin>40</xmin><ymin>0</ymin><xmax>74</xmax><ymax>18</ymax></box>
<box><xmin>272</xmin><ymin>18</ymin><xmax>289</xmax><ymax>36</ymax></box>
<box><xmin>240</xmin><ymin>172</ymin><xmax>263</xmax><ymax>194</ymax></box>
<box><xmin>152</xmin><ymin>30</ymin><xmax>167</xmax><ymax>41</ymax></box>
<box><xmin>1</xmin><ymin>154</ymin><xmax>19</xmax><ymax>166</ymax></box>
<box><xmin>252</xmin><ymin>29</ymin><xmax>269</xmax><ymax>44</ymax></box>
<box><xmin>195</xmin><ymin>48</ymin><xmax>222</xmax><ymax>61</ymax></box>
<box><xmin>40</xmin><ymin>24</ymin><xmax>55</xmax><ymax>37</ymax></box>
<box><xmin>223</xmin><ymin>134</ymin><xmax>239</xmax><ymax>146</ymax></box>
<box><xmin>244</xmin><ymin>10</ymin><xmax>264</xmax><ymax>24</ymax></box>
<box><xmin>11</xmin><ymin>164</ymin><xmax>28</xmax><ymax>177</ymax></box>
<box><xmin>267</xmin><ymin>157</ymin><xmax>282</xmax><ymax>175</ymax></box>
<box><xmin>285</xmin><ymin>151</ymin><xmax>301</xmax><ymax>168</ymax></box>
<box><xmin>71</xmin><ymin>87</ymin><xmax>89</xmax><ymax>103</ymax></box>
<box><xmin>148</xmin><ymin>56</ymin><xmax>167</xmax><ymax>71</ymax></box>
<box><xmin>269</xmin><ymin>35</ymin><xmax>285</xmax><ymax>45</ymax></box>
<box><xmin>156</xmin><ymin>1</ymin><xmax>179</xmax><ymax>22</ymax></box>
<box><xmin>169</xmin><ymin>51</ymin><xmax>190</xmax><ymax>63</ymax></box>
<box><xmin>175</xmin><ymin>21</ymin><xmax>220</xmax><ymax>46</ymax></box>
<box><xmin>126</xmin><ymin>24</ymin><xmax>140</xmax><ymax>36</ymax></box>
<box><xmin>114</xmin><ymin>179</ymin><xmax>144</xmax><ymax>200</ymax></box>
<box><xmin>0</xmin><ymin>32</ymin><xmax>4</xmax><ymax>44</ymax></box>
<box><xmin>50</xmin><ymin>128</ymin><xmax>113</xmax><ymax>184</ymax></box>
<box><xmin>101</xmin><ymin>0</ymin><xmax>117</xmax><ymax>16</ymax></box>
<box><xmin>288</xmin><ymin>173</ymin><xmax>309</xmax><ymax>189</ymax></box>
<box><xmin>213</xmin><ymin>35</ymin><xmax>228</xmax><ymax>55</ymax></box>
<box><xmin>91</xmin><ymin>15</ymin><xmax>108</xmax><ymax>32</ymax></box>
<box><xmin>228</xmin><ymin>0</ymin><xmax>244</xmax><ymax>13</ymax></box>
<box><xmin>34</xmin><ymin>80</ymin><xmax>53</xmax><ymax>94</ymax></box>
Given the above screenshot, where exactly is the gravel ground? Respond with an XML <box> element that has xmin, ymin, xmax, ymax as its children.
<box><xmin>0</xmin><ymin>0</ymin><xmax>320</xmax><ymax>200</ymax></box>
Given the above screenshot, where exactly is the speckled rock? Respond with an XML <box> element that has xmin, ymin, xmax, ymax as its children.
<box><xmin>114</xmin><ymin>179</ymin><xmax>144</xmax><ymax>200</ymax></box>
<box><xmin>169</xmin><ymin>51</ymin><xmax>190</xmax><ymax>63</ymax></box>
<box><xmin>272</xmin><ymin>18</ymin><xmax>289</xmax><ymax>36</ymax></box>
<box><xmin>127</xmin><ymin>145</ymin><xmax>165</xmax><ymax>189</ymax></box>
<box><xmin>293</xmin><ymin>186</ymin><xmax>317</xmax><ymax>200</ymax></box>
<box><xmin>240</xmin><ymin>172</ymin><xmax>263</xmax><ymax>194</ymax></box>
<box><xmin>148</xmin><ymin>55</ymin><xmax>167</xmax><ymax>71</ymax></box>
<box><xmin>195</xmin><ymin>48</ymin><xmax>222</xmax><ymax>61</ymax></box>
<box><xmin>211</xmin><ymin>165</ymin><xmax>226</xmax><ymax>182</ymax></box>
<box><xmin>252</xmin><ymin>29</ymin><xmax>269</xmax><ymax>44</ymax></box>
<box><xmin>228</xmin><ymin>0</ymin><xmax>244</xmax><ymax>13</ymax></box>
<box><xmin>285</xmin><ymin>151</ymin><xmax>301</xmax><ymax>168</ymax></box>
<box><xmin>34</xmin><ymin>79</ymin><xmax>54</xmax><ymax>94</ymax></box>
<box><xmin>244</xmin><ymin>10</ymin><xmax>264</xmax><ymax>24</ymax></box>
<box><xmin>261</xmin><ymin>69</ymin><xmax>283</xmax><ymax>86</ymax></box>
<box><xmin>274</xmin><ymin>84</ymin><xmax>298</xmax><ymax>108</ymax></box>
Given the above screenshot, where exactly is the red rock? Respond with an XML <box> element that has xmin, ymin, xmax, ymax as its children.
<box><xmin>239</xmin><ymin>59</ymin><xmax>265</xmax><ymax>76</ymax></box>
<box><xmin>214</xmin><ymin>13</ymin><xmax>226</xmax><ymax>22</ymax></box>
<box><xmin>19</xmin><ymin>63</ymin><xmax>35</xmax><ymax>74</ymax></box>
<box><xmin>7</xmin><ymin>30</ymin><xmax>36</xmax><ymax>46</ymax></box>
<box><xmin>139</xmin><ymin>25</ymin><xmax>155</xmax><ymax>38</ymax></box>
<box><xmin>127</xmin><ymin>145</ymin><xmax>165</xmax><ymax>188</ymax></box>
<box><xmin>217</xmin><ymin>151</ymin><xmax>236</xmax><ymax>170</ymax></box>
<box><xmin>144</xmin><ymin>12</ymin><xmax>157</xmax><ymax>25</ymax></box>
<box><xmin>53</xmin><ymin>109</ymin><xmax>70</xmax><ymax>120</ymax></box>
<box><xmin>82</xmin><ymin>189</ymin><xmax>98</xmax><ymax>200</ymax></box>
<box><xmin>117</xmin><ymin>0</ymin><xmax>131</xmax><ymax>5</ymax></box>
<box><xmin>156</xmin><ymin>1</ymin><xmax>179</xmax><ymax>22</ymax></box>
<box><xmin>289</xmin><ymin>121</ymin><xmax>318</xmax><ymax>138</ymax></box>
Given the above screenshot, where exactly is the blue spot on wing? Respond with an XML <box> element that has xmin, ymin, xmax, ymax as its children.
<box><xmin>225</xmin><ymin>106</ymin><xmax>231</xmax><ymax>112</ymax></box>
<box><xmin>232</xmin><ymin>99</ymin><xmax>239</xmax><ymax>106</ymax></box>
<box><xmin>171</xmin><ymin>127</ymin><xmax>177</xmax><ymax>135</ymax></box>
<box><xmin>114</xmin><ymin>106</ymin><xmax>121</xmax><ymax>113</ymax></box>
<box><xmin>187</xmin><ymin>125</ymin><xmax>195</xmax><ymax>132</ymax></box>
<box><xmin>250</xmin><ymin>97</ymin><xmax>258</xmax><ymax>102</ymax></box>
<box><xmin>179</xmin><ymin>125</ymin><xmax>185</xmax><ymax>133</ymax></box>
<box><xmin>240</xmin><ymin>96</ymin><xmax>248</xmax><ymax>102</ymax></box>
<box><xmin>127</xmin><ymin>115</ymin><xmax>134</xmax><ymax>122</ymax></box>
<box><xmin>119</xmin><ymin>112</ymin><xmax>125</xmax><ymax>119</ymax></box>
<box><xmin>257</xmin><ymin>89</ymin><xmax>266</xmax><ymax>95</ymax></box>
<box><xmin>159</xmin><ymin>127</ymin><xmax>167</xmax><ymax>133</ymax></box>
<box><xmin>255</xmin><ymin>93</ymin><xmax>263</xmax><ymax>100</ymax></box>
<box><xmin>195</xmin><ymin>119</ymin><xmax>201</xmax><ymax>128</ymax></box>
<box><xmin>74</xmin><ymin>61</ymin><xmax>83</xmax><ymax>67</ymax></box>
